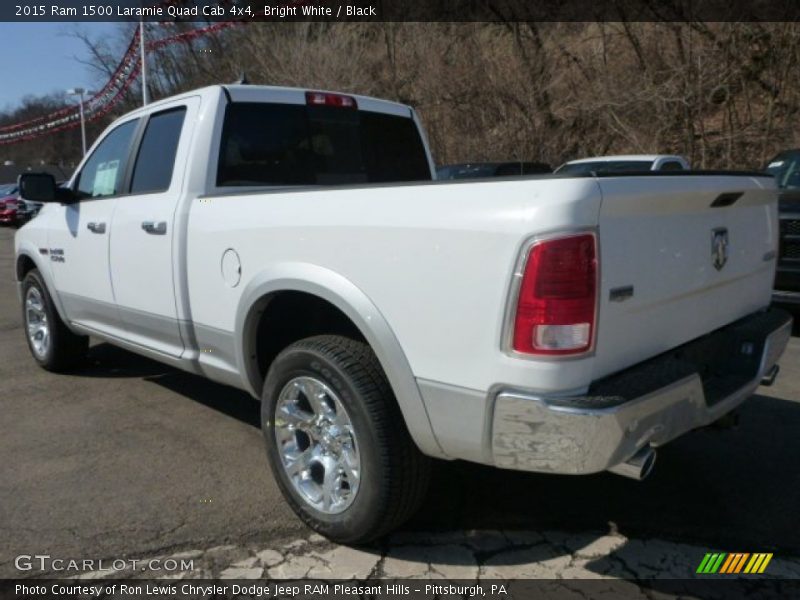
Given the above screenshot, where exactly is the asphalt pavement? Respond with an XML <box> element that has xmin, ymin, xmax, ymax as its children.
<box><xmin>1</xmin><ymin>225</ymin><xmax>798</xmax><ymax>579</ymax></box>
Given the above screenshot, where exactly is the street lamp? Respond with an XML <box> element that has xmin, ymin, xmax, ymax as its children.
<box><xmin>140</xmin><ymin>19</ymin><xmax>149</xmax><ymax>106</ymax></box>
<box><xmin>66</xmin><ymin>88</ymin><xmax>91</xmax><ymax>156</ymax></box>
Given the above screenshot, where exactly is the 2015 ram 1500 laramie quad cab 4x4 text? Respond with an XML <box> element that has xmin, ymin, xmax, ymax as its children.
<box><xmin>15</xmin><ymin>85</ymin><xmax>791</xmax><ymax>542</ymax></box>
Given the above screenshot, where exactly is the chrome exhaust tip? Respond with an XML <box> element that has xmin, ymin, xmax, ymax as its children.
<box><xmin>761</xmin><ymin>364</ymin><xmax>780</xmax><ymax>387</ymax></box>
<box><xmin>608</xmin><ymin>447</ymin><xmax>656</xmax><ymax>481</ymax></box>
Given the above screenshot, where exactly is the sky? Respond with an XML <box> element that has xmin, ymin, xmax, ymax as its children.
<box><xmin>0</xmin><ymin>23</ymin><xmax>122</xmax><ymax>111</ymax></box>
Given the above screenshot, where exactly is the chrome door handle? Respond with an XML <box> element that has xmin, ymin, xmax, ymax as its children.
<box><xmin>141</xmin><ymin>221</ymin><xmax>167</xmax><ymax>235</ymax></box>
<box><xmin>87</xmin><ymin>222</ymin><xmax>106</xmax><ymax>234</ymax></box>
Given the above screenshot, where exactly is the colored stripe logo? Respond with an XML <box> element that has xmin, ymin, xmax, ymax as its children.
<box><xmin>697</xmin><ymin>552</ymin><xmax>773</xmax><ymax>574</ymax></box>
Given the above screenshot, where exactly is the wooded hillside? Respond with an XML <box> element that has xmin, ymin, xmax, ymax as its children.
<box><xmin>3</xmin><ymin>21</ymin><xmax>800</xmax><ymax>173</ymax></box>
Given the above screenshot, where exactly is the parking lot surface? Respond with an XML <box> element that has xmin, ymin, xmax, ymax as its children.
<box><xmin>1</xmin><ymin>226</ymin><xmax>799</xmax><ymax>581</ymax></box>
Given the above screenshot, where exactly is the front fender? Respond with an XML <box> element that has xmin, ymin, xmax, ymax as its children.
<box><xmin>15</xmin><ymin>241</ymin><xmax>70</xmax><ymax>326</ymax></box>
<box><xmin>234</xmin><ymin>262</ymin><xmax>446</xmax><ymax>459</ymax></box>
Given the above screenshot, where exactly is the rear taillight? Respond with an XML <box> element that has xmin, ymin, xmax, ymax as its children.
<box><xmin>305</xmin><ymin>91</ymin><xmax>358</xmax><ymax>109</ymax></box>
<box><xmin>512</xmin><ymin>232</ymin><xmax>597</xmax><ymax>356</ymax></box>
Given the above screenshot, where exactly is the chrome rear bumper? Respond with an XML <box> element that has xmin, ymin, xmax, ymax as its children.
<box><xmin>491</xmin><ymin>309</ymin><xmax>792</xmax><ymax>475</ymax></box>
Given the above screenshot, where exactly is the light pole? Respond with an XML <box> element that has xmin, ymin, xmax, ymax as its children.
<box><xmin>67</xmin><ymin>88</ymin><xmax>90</xmax><ymax>156</ymax></box>
<box><xmin>140</xmin><ymin>19</ymin><xmax>149</xmax><ymax>106</ymax></box>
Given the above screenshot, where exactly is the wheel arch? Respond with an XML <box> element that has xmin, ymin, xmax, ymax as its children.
<box><xmin>235</xmin><ymin>262</ymin><xmax>445</xmax><ymax>458</ymax></box>
<box><xmin>15</xmin><ymin>245</ymin><xmax>69</xmax><ymax>324</ymax></box>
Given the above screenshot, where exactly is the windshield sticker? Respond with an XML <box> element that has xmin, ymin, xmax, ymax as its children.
<box><xmin>768</xmin><ymin>161</ymin><xmax>784</xmax><ymax>168</ymax></box>
<box><xmin>93</xmin><ymin>160</ymin><xmax>119</xmax><ymax>196</ymax></box>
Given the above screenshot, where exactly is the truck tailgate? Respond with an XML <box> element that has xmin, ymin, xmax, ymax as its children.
<box><xmin>593</xmin><ymin>174</ymin><xmax>777</xmax><ymax>380</ymax></box>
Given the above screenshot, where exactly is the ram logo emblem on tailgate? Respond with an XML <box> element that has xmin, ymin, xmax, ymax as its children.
<box><xmin>712</xmin><ymin>228</ymin><xmax>729</xmax><ymax>271</ymax></box>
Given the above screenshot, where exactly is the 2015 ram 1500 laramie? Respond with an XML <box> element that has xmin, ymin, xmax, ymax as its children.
<box><xmin>15</xmin><ymin>85</ymin><xmax>792</xmax><ymax>542</ymax></box>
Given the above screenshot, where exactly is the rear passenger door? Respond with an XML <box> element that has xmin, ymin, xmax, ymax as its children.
<box><xmin>109</xmin><ymin>99</ymin><xmax>198</xmax><ymax>357</ymax></box>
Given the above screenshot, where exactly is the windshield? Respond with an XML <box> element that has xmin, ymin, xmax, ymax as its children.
<box><xmin>0</xmin><ymin>184</ymin><xmax>18</xmax><ymax>196</ymax></box>
<box><xmin>556</xmin><ymin>160</ymin><xmax>653</xmax><ymax>175</ymax></box>
<box><xmin>217</xmin><ymin>103</ymin><xmax>432</xmax><ymax>187</ymax></box>
<box><xmin>765</xmin><ymin>152</ymin><xmax>800</xmax><ymax>189</ymax></box>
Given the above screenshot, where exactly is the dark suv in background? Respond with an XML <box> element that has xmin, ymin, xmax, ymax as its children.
<box><xmin>437</xmin><ymin>161</ymin><xmax>551</xmax><ymax>180</ymax></box>
<box><xmin>765</xmin><ymin>150</ymin><xmax>800</xmax><ymax>306</ymax></box>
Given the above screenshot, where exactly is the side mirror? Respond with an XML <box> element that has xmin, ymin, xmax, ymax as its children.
<box><xmin>19</xmin><ymin>173</ymin><xmax>56</xmax><ymax>202</ymax></box>
<box><xmin>18</xmin><ymin>173</ymin><xmax>73</xmax><ymax>203</ymax></box>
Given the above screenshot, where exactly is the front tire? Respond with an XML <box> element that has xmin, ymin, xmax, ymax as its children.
<box><xmin>21</xmin><ymin>269</ymin><xmax>88</xmax><ymax>371</ymax></box>
<box><xmin>262</xmin><ymin>335</ymin><xmax>430</xmax><ymax>543</ymax></box>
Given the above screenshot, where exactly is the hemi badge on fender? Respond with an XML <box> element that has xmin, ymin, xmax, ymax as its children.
<box><xmin>610</xmin><ymin>286</ymin><xmax>634</xmax><ymax>302</ymax></box>
<box><xmin>39</xmin><ymin>248</ymin><xmax>49</xmax><ymax>255</ymax></box>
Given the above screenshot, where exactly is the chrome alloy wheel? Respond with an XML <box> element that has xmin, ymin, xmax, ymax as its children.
<box><xmin>274</xmin><ymin>376</ymin><xmax>361</xmax><ymax>514</ymax></box>
<box><xmin>25</xmin><ymin>286</ymin><xmax>49</xmax><ymax>359</ymax></box>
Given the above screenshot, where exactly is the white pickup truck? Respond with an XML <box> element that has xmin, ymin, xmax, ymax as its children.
<box><xmin>15</xmin><ymin>85</ymin><xmax>791</xmax><ymax>543</ymax></box>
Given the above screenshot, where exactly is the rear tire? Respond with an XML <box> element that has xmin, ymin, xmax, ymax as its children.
<box><xmin>21</xmin><ymin>269</ymin><xmax>88</xmax><ymax>371</ymax></box>
<box><xmin>262</xmin><ymin>335</ymin><xmax>430</xmax><ymax>543</ymax></box>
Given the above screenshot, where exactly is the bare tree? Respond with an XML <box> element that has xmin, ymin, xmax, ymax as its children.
<box><xmin>5</xmin><ymin>22</ymin><xmax>800</xmax><ymax>170</ymax></box>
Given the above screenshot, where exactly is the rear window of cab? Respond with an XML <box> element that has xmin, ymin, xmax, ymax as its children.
<box><xmin>217</xmin><ymin>102</ymin><xmax>432</xmax><ymax>187</ymax></box>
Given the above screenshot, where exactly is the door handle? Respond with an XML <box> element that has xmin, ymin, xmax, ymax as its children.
<box><xmin>141</xmin><ymin>221</ymin><xmax>167</xmax><ymax>235</ymax></box>
<box><xmin>87</xmin><ymin>222</ymin><xmax>106</xmax><ymax>234</ymax></box>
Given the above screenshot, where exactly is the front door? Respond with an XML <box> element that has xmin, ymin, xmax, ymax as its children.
<box><xmin>48</xmin><ymin>118</ymin><xmax>139</xmax><ymax>337</ymax></box>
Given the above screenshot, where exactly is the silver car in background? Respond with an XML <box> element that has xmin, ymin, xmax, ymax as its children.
<box><xmin>555</xmin><ymin>154</ymin><xmax>690</xmax><ymax>175</ymax></box>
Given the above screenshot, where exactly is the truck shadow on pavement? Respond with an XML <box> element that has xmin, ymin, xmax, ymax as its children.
<box><xmin>81</xmin><ymin>342</ymin><xmax>800</xmax><ymax>565</ymax></box>
<box><xmin>82</xmin><ymin>343</ymin><xmax>175</xmax><ymax>379</ymax></box>
<box><xmin>83</xmin><ymin>342</ymin><xmax>261</xmax><ymax>427</ymax></box>
<box><xmin>405</xmin><ymin>391</ymin><xmax>800</xmax><ymax>558</ymax></box>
